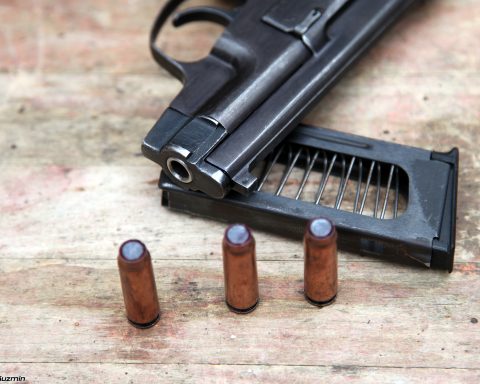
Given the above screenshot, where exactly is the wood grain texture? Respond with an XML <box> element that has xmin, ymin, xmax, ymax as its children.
<box><xmin>0</xmin><ymin>0</ymin><xmax>479</xmax><ymax>382</ymax></box>
<box><xmin>1</xmin><ymin>363</ymin><xmax>479</xmax><ymax>384</ymax></box>
<box><xmin>0</xmin><ymin>258</ymin><xmax>478</xmax><ymax>366</ymax></box>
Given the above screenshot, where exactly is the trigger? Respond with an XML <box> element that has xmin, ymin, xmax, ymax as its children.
<box><xmin>173</xmin><ymin>6</ymin><xmax>235</xmax><ymax>28</ymax></box>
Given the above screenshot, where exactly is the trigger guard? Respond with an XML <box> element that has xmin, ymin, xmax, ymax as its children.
<box><xmin>173</xmin><ymin>6</ymin><xmax>235</xmax><ymax>27</ymax></box>
<box><xmin>150</xmin><ymin>0</ymin><xmax>190</xmax><ymax>81</ymax></box>
<box><xmin>150</xmin><ymin>0</ymin><xmax>237</xmax><ymax>82</ymax></box>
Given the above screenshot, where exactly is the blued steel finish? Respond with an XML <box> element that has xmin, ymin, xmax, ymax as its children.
<box><xmin>222</xmin><ymin>224</ymin><xmax>259</xmax><ymax>313</ymax></box>
<box><xmin>159</xmin><ymin>124</ymin><xmax>459</xmax><ymax>272</ymax></box>
<box><xmin>143</xmin><ymin>0</ymin><xmax>420</xmax><ymax>198</ymax></box>
<box><xmin>304</xmin><ymin>218</ymin><xmax>338</xmax><ymax>306</ymax></box>
<box><xmin>117</xmin><ymin>240</ymin><xmax>160</xmax><ymax>328</ymax></box>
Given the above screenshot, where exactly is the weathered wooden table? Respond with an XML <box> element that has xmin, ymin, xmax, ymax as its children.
<box><xmin>1</xmin><ymin>1</ymin><xmax>479</xmax><ymax>382</ymax></box>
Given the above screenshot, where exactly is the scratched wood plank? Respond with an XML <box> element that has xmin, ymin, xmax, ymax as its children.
<box><xmin>1</xmin><ymin>69</ymin><xmax>478</xmax><ymax>164</ymax></box>
<box><xmin>0</xmin><ymin>0</ymin><xmax>227</xmax><ymax>74</ymax></box>
<box><xmin>1</xmin><ymin>364</ymin><xmax>479</xmax><ymax>384</ymax></box>
<box><xmin>1</xmin><ymin>0</ymin><xmax>479</xmax><ymax>382</ymax></box>
<box><xmin>0</xmin><ymin>165</ymin><xmax>305</xmax><ymax>262</ymax></box>
<box><xmin>0</xmin><ymin>258</ymin><xmax>478</xmax><ymax>368</ymax></box>
<box><xmin>0</xmin><ymin>165</ymin><xmax>477</xmax><ymax>265</ymax></box>
<box><xmin>1</xmin><ymin>0</ymin><xmax>479</xmax><ymax>75</ymax></box>
<box><xmin>1</xmin><ymin>2</ymin><xmax>479</xmax><ymax>267</ymax></box>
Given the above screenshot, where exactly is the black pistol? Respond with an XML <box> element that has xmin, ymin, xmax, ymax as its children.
<box><xmin>142</xmin><ymin>0</ymin><xmax>420</xmax><ymax>198</ymax></box>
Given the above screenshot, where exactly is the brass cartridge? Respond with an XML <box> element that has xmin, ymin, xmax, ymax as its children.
<box><xmin>222</xmin><ymin>224</ymin><xmax>259</xmax><ymax>313</ymax></box>
<box><xmin>304</xmin><ymin>218</ymin><xmax>338</xmax><ymax>306</ymax></box>
<box><xmin>117</xmin><ymin>240</ymin><xmax>160</xmax><ymax>328</ymax></box>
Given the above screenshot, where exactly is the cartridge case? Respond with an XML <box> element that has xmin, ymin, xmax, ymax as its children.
<box><xmin>117</xmin><ymin>239</ymin><xmax>160</xmax><ymax>328</ymax></box>
<box><xmin>222</xmin><ymin>224</ymin><xmax>259</xmax><ymax>313</ymax></box>
<box><xmin>304</xmin><ymin>218</ymin><xmax>338</xmax><ymax>306</ymax></box>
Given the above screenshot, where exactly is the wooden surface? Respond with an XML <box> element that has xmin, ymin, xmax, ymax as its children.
<box><xmin>1</xmin><ymin>0</ymin><xmax>479</xmax><ymax>383</ymax></box>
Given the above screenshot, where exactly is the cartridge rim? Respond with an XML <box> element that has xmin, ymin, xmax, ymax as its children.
<box><xmin>226</xmin><ymin>299</ymin><xmax>259</xmax><ymax>314</ymax></box>
<box><xmin>304</xmin><ymin>294</ymin><xmax>337</xmax><ymax>308</ymax></box>
<box><xmin>128</xmin><ymin>313</ymin><xmax>160</xmax><ymax>329</ymax></box>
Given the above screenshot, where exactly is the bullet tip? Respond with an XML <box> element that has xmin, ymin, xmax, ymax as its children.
<box><xmin>226</xmin><ymin>224</ymin><xmax>251</xmax><ymax>245</ymax></box>
<box><xmin>309</xmin><ymin>218</ymin><xmax>333</xmax><ymax>239</ymax></box>
<box><xmin>120</xmin><ymin>240</ymin><xmax>146</xmax><ymax>261</ymax></box>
